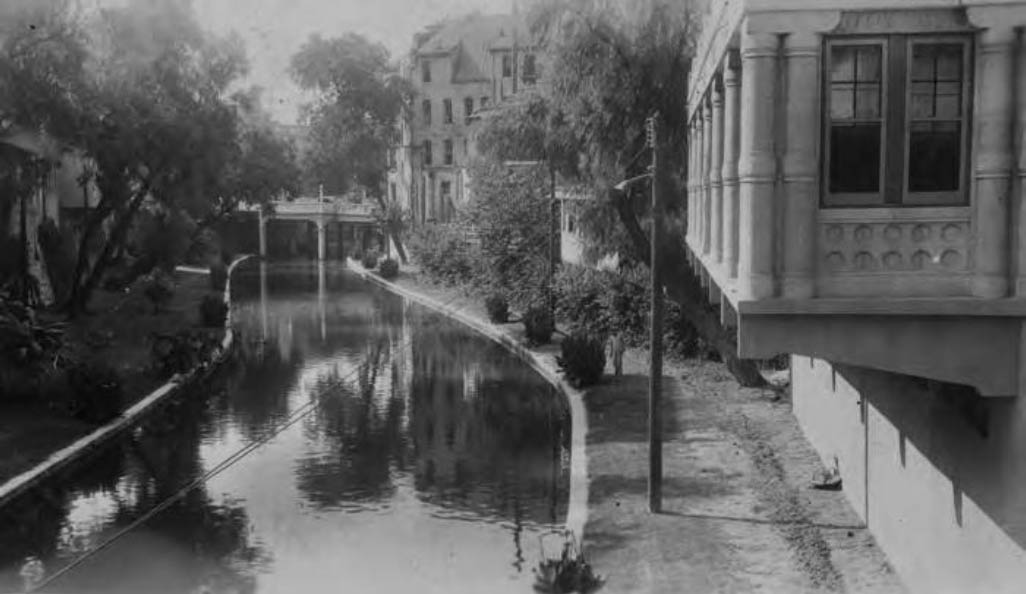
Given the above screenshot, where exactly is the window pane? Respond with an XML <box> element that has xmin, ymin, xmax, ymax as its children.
<box><xmin>831</xmin><ymin>85</ymin><xmax>855</xmax><ymax>119</ymax></box>
<box><xmin>831</xmin><ymin>46</ymin><xmax>855</xmax><ymax>82</ymax></box>
<box><xmin>911</xmin><ymin>49</ymin><xmax>934</xmax><ymax>81</ymax></box>
<box><xmin>909</xmin><ymin>122</ymin><xmax>961</xmax><ymax>192</ymax></box>
<box><xmin>935</xmin><ymin>94</ymin><xmax>961</xmax><ymax>119</ymax></box>
<box><xmin>830</xmin><ymin>123</ymin><xmax>882</xmax><ymax>193</ymax></box>
<box><xmin>911</xmin><ymin>91</ymin><xmax>933</xmax><ymax>118</ymax></box>
<box><xmin>855</xmin><ymin>85</ymin><xmax>881</xmax><ymax>118</ymax></box>
<box><xmin>935</xmin><ymin>45</ymin><xmax>963</xmax><ymax>81</ymax></box>
<box><xmin>856</xmin><ymin>47</ymin><xmax>882</xmax><ymax>82</ymax></box>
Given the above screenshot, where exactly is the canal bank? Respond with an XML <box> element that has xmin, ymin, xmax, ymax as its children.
<box><xmin>352</xmin><ymin>261</ymin><xmax>907</xmax><ymax>594</ymax></box>
<box><xmin>0</xmin><ymin>255</ymin><xmax>252</xmax><ymax>509</ymax></box>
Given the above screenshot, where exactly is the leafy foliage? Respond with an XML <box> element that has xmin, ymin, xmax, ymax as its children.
<box><xmin>378</xmin><ymin>258</ymin><xmax>399</xmax><ymax>279</ymax></box>
<box><xmin>523</xmin><ymin>305</ymin><xmax>555</xmax><ymax>346</ymax></box>
<box><xmin>484</xmin><ymin>294</ymin><xmax>510</xmax><ymax>324</ymax></box>
<box><xmin>199</xmin><ymin>294</ymin><xmax>228</xmax><ymax>328</ymax></box>
<box><xmin>62</xmin><ymin>360</ymin><xmax>124</xmax><ymax>423</ymax></box>
<box><xmin>407</xmin><ymin>224</ymin><xmax>476</xmax><ymax>286</ymax></box>
<box><xmin>466</xmin><ymin>159</ymin><xmax>553</xmax><ymax>311</ymax></box>
<box><xmin>556</xmin><ymin>332</ymin><xmax>606</xmax><ymax>388</ymax></box>
<box><xmin>0</xmin><ymin>287</ymin><xmax>65</xmax><ymax>399</ymax></box>
<box><xmin>140</xmin><ymin>269</ymin><xmax>175</xmax><ymax>314</ymax></box>
<box><xmin>534</xmin><ymin>531</ymin><xmax>604</xmax><ymax>593</ymax></box>
<box><xmin>361</xmin><ymin>251</ymin><xmax>379</xmax><ymax>270</ymax></box>
<box><xmin>149</xmin><ymin>329</ymin><xmax>221</xmax><ymax>378</ymax></box>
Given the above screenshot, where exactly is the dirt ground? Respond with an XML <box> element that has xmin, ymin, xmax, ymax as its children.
<box><xmin>383</xmin><ymin>265</ymin><xmax>907</xmax><ymax>594</ymax></box>
<box><xmin>0</xmin><ymin>269</ymin><xmax>218</xmax><ymax>484</ymax></box>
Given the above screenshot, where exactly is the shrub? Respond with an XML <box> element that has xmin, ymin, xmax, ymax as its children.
<box><xmin>407</xmin><ymin>224</ymin><xmax>476</xmax><ymax>286</ymax></box>
<box><xmin>484</xmin><ymin>293</ymin><xmax>509</xmax><ymax>324</ymax></box>
<box><xmin>209</xmin><ymin>261</ymin><xmax>228</xmax><ymax>291</ymax></box>
<box><xmin>556</xmin><ymin>332</ymin><xmax>607</xmax><ymax>388</ymax></box>
<box><xmin>141</xmin><ymin>270</ymin><xmax>175</xmax><ymax>313</ymax></box>
<box><xmin>199</xmin><ymin>294</ymin><xmax>228</xmax><ymax>327</ymax></box>
<box><xmin>63</xmin><ymin>361</ymin><xmax>124</xmax><ymax>423</ymax></box>
<box><xmin>361</xmin><ymin>251</ymin><xmax>379</xmax><ymax>270</ymax></box>
<box><xmin>150</xmin><ymin>329</ymin><xmax>221</xmax><ymax>378</ymax></box>
<box><xmin>523</xmin><ymin>305</ymin><xmax>554</xmax><ymax>345</ymax></box>
<box><xmin>378</xmin><ymin>258</ymin><xmax>399</xmax><ymax>279</ymax></box>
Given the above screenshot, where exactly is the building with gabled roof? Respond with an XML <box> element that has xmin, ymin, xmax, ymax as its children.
<box><xmin>388</xmin><ymin>12</ymin><xmax>543</xmax><ymax>225</ymax></box>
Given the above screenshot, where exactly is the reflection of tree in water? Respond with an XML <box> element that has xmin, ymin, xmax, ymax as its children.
<box><xmin>294</xmin><ymin>306</ymin><xmax>409</xmax><ymax>510</ymax></box>
<box><xmin>407</xmin><ymin>310</ymin><xmax>572</xmax><ymax>530</ymax></box>
<box><xmin>0</xmin><ymin>388</ymin><xmax>267</xmax><ymax>593</ymax></box>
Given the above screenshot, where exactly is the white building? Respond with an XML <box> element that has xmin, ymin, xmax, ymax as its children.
<box><xmin>686</xmin><ymin>2</ymin><xmax>1026</xmax><ymax>592</ymax></box>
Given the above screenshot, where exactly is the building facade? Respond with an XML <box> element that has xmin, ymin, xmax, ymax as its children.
<box><xmin>388</xmin><ymin>13</ymin><xmax>541</xmax><ymax>225</ymax></box>
<box><xmin>685</xmin><ymin>1</ymin><xmax>1026</xmax><ymax>592</ymax></box>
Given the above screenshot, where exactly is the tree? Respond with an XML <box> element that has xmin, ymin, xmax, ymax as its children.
<box><xmin>290</xmin><ymin>33</ymin><xmax>411</xmax><ymax>263</ymax></box>
<box><xmin>63</xmin><ymin>0</ymin><xmax>249</xmax><ymax>314</ymax></box>
<box><xmin>480</xmin><ymin>0</ymin><xmax>767</xmax><ymax>386</ymax></box>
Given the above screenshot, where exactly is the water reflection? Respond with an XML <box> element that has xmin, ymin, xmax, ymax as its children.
<box><xmin>0</xmin><ymin>263</ymin><xmax>571</xmax><ymax>593</ymax></box>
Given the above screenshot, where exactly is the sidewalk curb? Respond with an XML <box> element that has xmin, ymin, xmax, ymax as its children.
<box><xmin>0</xmin><ymin>255</ymin><xmax>253</xmax><ymax>509</ymax></box>
<box><xmin>351</xmin><ymin>263</ymin><xmax>590</xmax><ymax>540</ymax></box>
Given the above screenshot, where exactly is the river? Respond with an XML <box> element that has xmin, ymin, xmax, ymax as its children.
<box><xmin>0</xmin><ymin>262</ymin><xmax>573</xmax><ymax>594</ymax></box>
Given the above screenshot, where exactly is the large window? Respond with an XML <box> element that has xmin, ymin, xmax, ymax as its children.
<box><xmin>443</xmin><ymin>98</ymin><xmax>453</xmax><ymax>124</ymax></box>
<box><xmin>443</xmin><ymin>139</ymin><xmax>454</xmax><ymax>165</ymax></box>
<box><xmin>502</xmin><ymin>54</ymin><xmax>512</xmax><ymax>77</ymax></box>
<box><xmin>464</xmin><ymin>97</ymin><xmax>474</xmax><ymax>124</ymax></box>
<box><xmin>421</xmin><ymin>99</ymin><xmax>431</xmax><ymax>126</ymax></box>
<box><xmin>421</xmin><ymin>60</ymin><xmax>431</xmax><ymax>83</ymax></box>
<box><xmin>824</xmin><ymin>36</ymin><xmax>971</xmax><ymax>207</ymax></box>
<box><xmin>423</xmin><ymin>140</ymin><xmax>432</xmax><ymax>166</ymax></box>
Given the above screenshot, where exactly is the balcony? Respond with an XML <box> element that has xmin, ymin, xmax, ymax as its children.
<box><xmin>684</xmin><ymin>0</ymin><xmax>1026</xmax><ymax>397</ymax></box>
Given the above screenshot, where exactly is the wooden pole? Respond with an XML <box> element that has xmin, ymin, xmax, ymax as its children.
<box><xmin>648</xmin><ymin>113</ymin><xmax>664</xmax><ymax>513</ymax></box>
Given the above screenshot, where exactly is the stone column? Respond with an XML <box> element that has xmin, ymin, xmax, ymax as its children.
<box><xmin>702</xmin><ymin>96</ymin><xmax>713</xmax><ymax>256</ymax></box>
<box><xmin>696</xmin><ymin>111</ymin><xmax>706</xmax><ymax>254</ymax></box>
<box><xmin>974</xmin><ymin>26</ymin><xmax>1016</xmax><ymax>298</ymax></box>
<box><xmin>781</xmin><ymin>32</ymin><xmax>820</xmax><ymax>299</ymax></box>
<box><xmin>316</xmin><ymin>219</ymin><xmax>326</xmax><ymax>261</ymax></box>
<box><xmin>258</xmin><ymin>209</ymin><xmax>267</xmax><ymax>258</ymax></box>
<box><xmin>722</xmin><ymin>50</ymin><xmax>741</xmax><ymax>280</ymax></box>
<box><xmin>710</xmin><ymin>76</ymin><xmax>725</xmax><ymax>266</ymax></box>
<box><xmin>1015</xmin><ymin>30</ymin><xmax>1026</xmax><ymax>295</ymax></box>
<box><xmin>737</xmin><ymin>29</ymin><xmax>779</xmax><ymax>300</ymax></box>
<box><xmin>687</xmin><ymin>120</ymin><xmax>696</xmax><ymax>244</ymax></box>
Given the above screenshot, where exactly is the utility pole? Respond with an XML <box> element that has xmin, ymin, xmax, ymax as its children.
<box><xmin>647</xmin><ymin>113</ymin><xmax>664</xmax><ymax>514</ymax></box>
<box><xmin>549</xmin><ymin>165</ymin><xmax>557</xmax><ymax>320</ymax></box>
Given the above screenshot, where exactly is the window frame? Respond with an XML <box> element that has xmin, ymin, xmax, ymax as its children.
<box><xmin>443</xmin><ymin>138</ymin><xmax>454</xmax><ymax>165</ymax></box>
<box><xmin>821</xmin><ymin>34</ymin><xmax>973</xmax><ymax>209</ymax></box>
<box><xmin>822</xmin><ymin>37</ymin><xmax>889</xmax><ymax>207</ymax></box>
<box><xmin>421</xmin><ymin>99</ymin><xmax>431</xmax><ymax>126</ymax></box>
<box><xmin>902</xmin><ymin>35</ymin><xmax>973</xmax><ymax>206</ymax></box>
<box><xmin>423</xmin><ymin>140</ymin><xmax>432</xmax><ymax>166</ymax></box>
<box><xmin>443</xmin><ymin>98</ymin><xmax>453</xmax><ymax>124</ymax></box>
<box><xmin>464</xmin><ymin>97</ymin><xmax>474</xmax><ymax>124</ymax></box>
<box><xmin>421</xmin><ymin>60</ymin><xmax>431</xmax><ymax>83</ymax></box>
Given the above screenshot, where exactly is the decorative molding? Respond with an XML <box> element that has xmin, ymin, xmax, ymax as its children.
<box><xmin>833</xmin><ymin>9</ymin><xmax>971</xmax><ymax>34</ymax></box>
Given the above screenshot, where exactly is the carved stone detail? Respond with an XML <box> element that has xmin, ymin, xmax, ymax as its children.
<box><xmin>819</xmin><ymin>219</ymin><xmax>971</xmax><ymax>274</ymax></box>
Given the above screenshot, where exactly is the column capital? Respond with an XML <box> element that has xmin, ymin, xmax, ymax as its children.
<box><xmin>784</xmin><ymin>31</ymin><xmax>822</xmax><ymax>55</ymax></box>
<box><xmin>722</xmin><ymin>50</ymin><xmax>741</xmax><ymax>86</ymax></box>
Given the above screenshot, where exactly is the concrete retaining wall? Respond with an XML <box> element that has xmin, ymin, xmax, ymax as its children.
<box><xmin>0</xmin><ymin>255</ymin><xmax>253</xmax><ymax>508</ymax></box>
<box><xmin>352</xmin><ymin>265</ymin><xmax>591</xmax><ymax>540</ymax></box>
<box><xmin>792</xmin><ymin>355</ymin><xmax>1026</xmax><ymax>594</ymax></box>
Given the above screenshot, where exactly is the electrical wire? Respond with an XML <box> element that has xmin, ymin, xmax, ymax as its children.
<box><xmin>25</xmin><ymin>235</ymin><xmax>564</xmax><ymax>593</ymax></box>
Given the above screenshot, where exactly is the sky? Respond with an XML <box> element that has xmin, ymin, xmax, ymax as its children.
<box><xmin>192</xmin><ymin>0</ymin><xmax>515</xmax><ymax>124</ymax></box>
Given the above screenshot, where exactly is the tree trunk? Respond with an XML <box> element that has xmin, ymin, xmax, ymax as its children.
<box><xmin>372</xmin><ymin>193</ymin><xmax>408</xmax><ymax>264</ymax></box>
<box><xmin>609</xmin><ymin>188</ymin><xmax>768</xmax><ymax>388</ymax></box>
<box><xmin>68</xmin><ymin>188</ymin><xmax>148</xmax><ymax>315</ymax></box>
<box><xmin>65</xmin><ymin>197</ymin><xmax>115</xmax><ymax>315</ymax></box>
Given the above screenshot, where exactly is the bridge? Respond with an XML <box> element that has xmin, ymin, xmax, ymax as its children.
<box><xmin>240</xmin><ymin>195</ymin><xmax>380</xmax><ymax>260</ymax></box>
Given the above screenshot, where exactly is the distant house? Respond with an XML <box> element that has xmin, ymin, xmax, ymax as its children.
<box><xmin>389</xmin><ymin>12</ymin><xmax>543</xmax><ymax>226</ymax></box>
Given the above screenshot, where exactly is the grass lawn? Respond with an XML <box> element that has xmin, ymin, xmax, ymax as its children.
<box><xmin>0</xmin><ymin>269</ymin><xmax>222</xmax><ymax>485</ymax></box>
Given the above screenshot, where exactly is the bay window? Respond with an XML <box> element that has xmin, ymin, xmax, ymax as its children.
<box><xmin>824</xmin><ymin>35</ymin><xmax>971</xmax><ymax>207</ymax></box>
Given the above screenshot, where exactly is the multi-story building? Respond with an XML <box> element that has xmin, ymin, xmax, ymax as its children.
<box><xmin>685</xmin><ymin>1</ymin><xmax>1026</xmax><ymax>592</ymax></box>
<box><xmin>388</xmin><ymin>13</ymin><xmax>541</xmax><ymax>225</ymax></box>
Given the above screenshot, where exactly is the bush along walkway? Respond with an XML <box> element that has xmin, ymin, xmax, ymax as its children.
<box><xmin>352</xmin><ymin>260</ymin><xmax>906</xmax><ymax>594</ymax></box>
<box><xmin>0</xmin><ymin>255</ymin><xmax>251</xmax><ymax>508</ymax></box>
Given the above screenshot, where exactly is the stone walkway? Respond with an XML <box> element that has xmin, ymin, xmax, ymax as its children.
<box><xmin>358</xmin><ymin>263</ymin><xmax>906</xmax><ymax>594</ymax></box>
